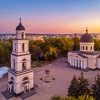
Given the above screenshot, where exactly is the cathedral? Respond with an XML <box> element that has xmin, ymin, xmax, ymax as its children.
<box><xmin>68</xmin><ymin>28</ymin><xmax>100</xmax><ymax>69</ymax></box>
<box><xmin>8</xmin><ymin>19</ymin><xmax>34</xmax><ymax>94</ymax></box>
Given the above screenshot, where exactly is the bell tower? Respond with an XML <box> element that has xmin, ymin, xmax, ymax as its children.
<box><xmin>8</xmin><ymin>18</ymin><xmax>34</xmax><ymax>94</ymax></box>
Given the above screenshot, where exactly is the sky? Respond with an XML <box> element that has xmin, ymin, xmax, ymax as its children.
<box><xmin>1</xmin><ymin>0</ymin><xmax>100</xmax><ymax>34</ymax></box>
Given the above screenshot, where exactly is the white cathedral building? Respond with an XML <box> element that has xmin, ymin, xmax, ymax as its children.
<box><xmin>8</xmin><ymin>19</ymin><xmax>34</xmax><ymax>94</ymax></box>
<box><xmin>68</xmin><ymin>28</ymin><xmax>100</xmax><ymax>69</ymax></box>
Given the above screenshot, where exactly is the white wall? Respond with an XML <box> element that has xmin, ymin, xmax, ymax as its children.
<box><xmin>80</xmin><ymin>42</ymin><xmax>94</xmax><ymax>52</ymax></box>
<box><xmin>8</xmin><ymin>71</ymin><xmax>34</xmax><ymax>94</ymax></box>
<box><xmin>87</xmin><ymin>57</ymin><xmax>96</xmax><ymax>69</ymax></box>
<box><xmin>11</xmin><ymin>54</ymin><xmax>31</xmax><ymax>71</ymax></box>
<box><xmin>16</xmin><ymin>30</ymin><xmax>25</xmax><ymax>39</ymax></box>
<box><xmin>13</xmin><ymin>40</ymin><xmax>29</xmax><ymax>54</ymax></box>
<box><xmin>96</xmin><ymin>58</ymin><xmax>100</xmax><ymax>69</ymax></box>
<box><xmin>68</xmin><ymin>52</ymin><xmax>98</xmax><ymax>69</ymax></box>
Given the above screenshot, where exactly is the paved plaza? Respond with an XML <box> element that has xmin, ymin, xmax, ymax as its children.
<box><xmin>0</xmin><ymin>57</ymin><xmax>100</xmax><ymax>100</ymax></box>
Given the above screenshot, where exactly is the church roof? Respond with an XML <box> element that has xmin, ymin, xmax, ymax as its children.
<box><xmin>80</xmin><ymin>28</ymin><xmax>93</xmax><ymax>43</ymax></box>
<box><xmin>78</xmin><ymin>54</ymin><xmax>87</xmax><ymax>58</ymax></box>
<box><xmin>70</xmin><ymin>51</ymin><xmax>100</xmax><ymax>55</ymax></box>
<box><xmin>16</xmin><ymin>18</ymin><xmax>25</xmax><ymax>31</ymax></box>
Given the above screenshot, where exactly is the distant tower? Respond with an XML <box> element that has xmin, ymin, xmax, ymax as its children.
<box><xmin>8</xmin><ymin>18</ymin><xmax>34</xmax><ymax>94</ymax></box>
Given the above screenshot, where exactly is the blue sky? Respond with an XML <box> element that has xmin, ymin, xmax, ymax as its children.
<box><xmin>0</xmin><ymin>0</ymin><xmax>100</xmax><ymax>33</ymax></box>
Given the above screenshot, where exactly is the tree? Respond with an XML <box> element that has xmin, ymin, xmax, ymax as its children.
<box><xmin>4</xmin><ymin>41</ymin><xmax>12</xmax><ymax>62</ymax></box>
<box><xmin>68</xmin><ymin>72</ymin><xmax>90</xmax><ymax>98</ymax></box>
<box><xmin>52</xmin><ymin>95</ymin><xmax>95</xmax><ymax>100</ymax></box>
<box><xmin>68</xmin><ymin>75</ymin><xmax>79</xmax><ymax>98</ymax></box>
<box><xmin>92</xmin><ymin>74</ymin><xmax>100</xmax><ymax>100</ymax></box>
<box><xmin>55</xmin><ymin>37</ymin><xmax>74</xmax><ymax>56</ymax></box>
<box><xmin>0</xmin><ymin>41</ymin><xmax>12</xmax><ymax>65</ymax></box>
<box><xmin>44</xmin><ymin>47</ymin><xmax>58</xmax><ymax>61</ymax></box>
<box><xmin>67</xmin><ymin>96</ymin><xmax>76</xmax><ymax>100</ymax></box>
<box><xmin>78</xmin><ymin>95</ymin><xmax>95</xmax><ymax>100</ymax></box>
<box><xmin>94</xmin><ymin>39</ymin><xmax>100</xmax><ymax>51</ymax></box>
<box><xmin>52</xmin><ymin>96</ymin><xmax>67</xmax><ymax>100</ymax></box>
<box><xmin>0</xmin><ymin>42</ymin><xmax>5</xmax><ymax>64</ymax></box>
<box><xmin>72</xmin><ymin>37</ymin><xmax>80</xmax><ymax>51</ymax></box>
<box><xmin>30</xmin><ymin>45</ymin><xmax>41</xmax><ymax>60</ymax></box>
<box><xmin>78</xmin><ymin>72</ymin><xmax>90</xmax><ymax>96</ymax></box>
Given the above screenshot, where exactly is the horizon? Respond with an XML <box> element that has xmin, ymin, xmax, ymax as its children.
<box><xmin>1</xmin><ymin>0</ymin><xmax>100</xmax><ymax>33</ymax></box>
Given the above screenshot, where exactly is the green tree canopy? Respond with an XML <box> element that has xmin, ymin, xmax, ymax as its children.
<box><xmin>52</xmin><ymin>96</ymin><xmax>67</xmax><ymax>100</ymax></box>
<box><xmin>68</xmin><ymin>72</ymin><xmax>90</xmax><ymax>98</ymax></box>
<box><xmin>78</xmin><ymin>72</ymin><xmax>90</xmax><ymax>96</ymax></box>
<box><xmin>68</xmin><ymin>75</ymin><xmax>79</xmax><ymax>98</ymax></box>
<box><xmin>92</xmin><ymin>74</ymin><xmax>100</xmax><ymax>100</ymax></box>
<box><xmin>44</xmin><ymin>47</ymin><xmax>58</xmax><ymax>61</ymax></box>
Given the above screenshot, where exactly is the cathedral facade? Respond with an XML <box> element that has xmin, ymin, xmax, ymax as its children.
<box><xmin>8</xmin><ymin>19</ymin><xmax>34</xmax><ymax>94</ymax></box>
<box><xmin>68</xmin><ymin>28</ymin><xmax>100</xmax><ymax>69</ymax></box>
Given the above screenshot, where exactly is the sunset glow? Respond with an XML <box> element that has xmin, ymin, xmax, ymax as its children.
<box><xmin>1</xmin><ymin>0</ymin><xmax>100</xmax><ymax>33</ymax></box>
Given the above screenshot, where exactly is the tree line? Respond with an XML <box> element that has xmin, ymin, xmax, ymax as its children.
<box><xmin>0</xmin><ymin>37</ymin><xmax>100</xmax><ymax>65</ymax></box>
<box><xmin>29</xmin><ymin>37</ymin><xmax>74</xmax><ymax>61</ymax></box>
<box><xmin>0</xmin><ymin>40</ymin><xmax>12</xmax><ymax>65</ymax></box>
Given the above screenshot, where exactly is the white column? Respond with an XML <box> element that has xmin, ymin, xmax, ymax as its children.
<box><xmin>73</xmin><ymin>58</ymin><xmax>74</xmax><ymax>66</ymax></box>
<box><xmin>75</xmin><ymin>59</ymin><xmax>77</xmax><ymax>67</ymax></box>
<box><xmin>76</xmin><ymin>59</ymin><xmax>78</xmax><ymax>67</ymax></box>
<box><xmin>71</xmin><ymin>58</ymin><xmax>73</xmax><ymax>66</ymax></box>
<box><xmin>10</xmin><ymin>85</ymin><xmax>12</xmax><ymax>93</ymax></box>
<box><xmin>82</xmin><ymin>60</ymin><xmax>83</xmax><ymax>69</ymax></box>
<box><xmin>81</xmin><ymin>60</ymin><xmax>82</xmax><ymax>69</ymax></box>
<box><xmin>83</xmin><ymin>60</ymin><xmax>85</xmax><ymax>69</ymax></box>
<box><xmin>74</xmin><ymin>58</ymin><xmax>75</xmax><ymax>66</ymax></box>
<box><xmin>85</xmin><ymin>59</ymin><xmax>87</xmax><ymax>69</ymax></box>
<box><xmin>78</xmin><ymin>59</ymin><xmax>80</xmax><ymax>68</ymax></box>
<box><xmin>70</xmin><ymin>58</ymin><xmax>72</xmax><ymax>65</ymax></box>
<box><xmin>82</xmin><ymin>60</ymin><xmax>84</xmax><ymax>69</ymax></box>
<box><xmin>8</xmin><ymin>84</ymin><xmax>9</xmax><ymax>91</ymax></box>
<box><xmin>69</xmin><ymin>57</ymin><xmax>71</xmax><ymax>65</ymax></box>
<box><xmin>83</xmin><ymin>60</ymin><xmax>84</xmax><ymax>69</ymax></box>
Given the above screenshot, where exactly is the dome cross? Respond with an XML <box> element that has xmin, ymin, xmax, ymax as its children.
<box><xmin>86</xmin><ymin>27</ymin><xmax>88</xmax><ymax>34</ymax></box>
<box><xmin>20</xmin><ymin>17</ymin><xmax>22</xmax><ymax>23</ymax></box>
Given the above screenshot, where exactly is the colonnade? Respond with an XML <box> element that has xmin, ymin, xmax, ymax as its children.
<box><xmin>69</xmin><ymin>57</ymin><xmax>87</xmax><ymax>69</ymax></box>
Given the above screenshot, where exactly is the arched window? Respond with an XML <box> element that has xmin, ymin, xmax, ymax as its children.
<box><xmin>22</xmin><ymin>43</ymin><xmax>25</xmax><ymax>52</ymax></box>
<box><xmin>22</xmin><ymin>77</ymin><xmax>29</xmax><ymax>86</ymax></box>
<box><xmin>91</xmin><ymin>46</ymin><xmax>92</xmax><ymax>50</ymax></box>
<box><xmin>22</xmin><ymin>34</ymin><xmax>24</xmax><ymax>39</ymax></box>
<box><xmin>86</xmin><ymin>46</ymin><xmax>88</xmax><ymax>50</ymax></box>
<box><xmin>22</xmin><ymin>59</ymin><xmax>26</xmax><ymax>70</ymax></box>
<box><xmin>13</xmin><ymin>59</ymin><xmax>15</xmax><ymax>69</ymax></box>
<box><xmin>11</xmin><ymin>77</ymin><xmax>14</xmax><ymax>81</ymax></box>
<box><xmin>23</xmin><ymin>77</ymin><xmax>28</xmax><ymax>81</ymax></box>
<box><xmin>83</xmin><ymin>46</ymin><xmax>84</xmax><ymax>50</ymax></box>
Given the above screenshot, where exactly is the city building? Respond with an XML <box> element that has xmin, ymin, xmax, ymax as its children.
<box><xmin>68</xmin><ymin>28</ymin><xmax>100</xmax><ymax>69</ymax></box>
<box><xmin>1</xmin><ymin>33</ymin><xmax>100</xmax><ymax>41</ymax></box>
<box><xmin>7</xmin><ymin>19</ymin><xmax>34</xmax><ymax>94</ymax></box>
